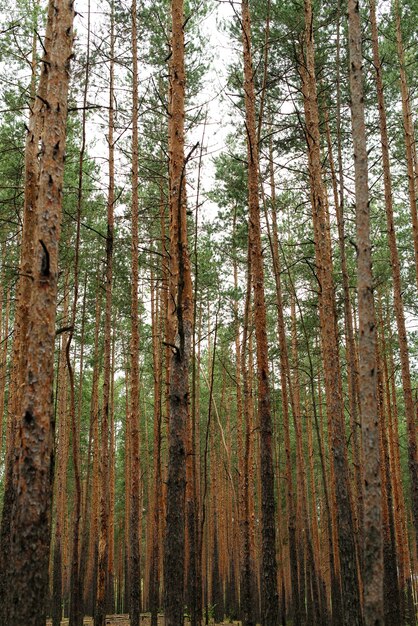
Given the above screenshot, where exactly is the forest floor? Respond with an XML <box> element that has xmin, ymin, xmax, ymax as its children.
<box><xmin>46</xmin><ymin>616</ymin><xmax>242</xmax><ymax>625</ymax></box>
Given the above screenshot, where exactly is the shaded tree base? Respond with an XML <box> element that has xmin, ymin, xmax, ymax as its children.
<box><xmin>46</xmin><ymin>616</ymin><xmax>246</xmax><ymax>625</ymax></box>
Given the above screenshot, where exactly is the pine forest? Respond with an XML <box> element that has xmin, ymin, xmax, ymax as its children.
<box><xmin>0</xmin><ymin>0</ymin><xmax>418</xmax><ymax>625</ymax></box>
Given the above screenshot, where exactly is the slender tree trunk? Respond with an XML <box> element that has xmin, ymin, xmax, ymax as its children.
<box><xmin>163</xmin><ymin>0</ymin><xmax>194</xmax><ymax>623</ymax></box>
<box><xmin>124</xmin><ymin>358</ymin><xmax>131</xmax><ymax>616</ymax></box>
<box><xmin>369</xmin><ymin>6</ymin><xmax>412</xmax><ymax>617</ymax></box>
<box><xmin>52</xmin><ymin>279</ymin><xmax>70</xmax><ymax>626</ymax></box>
<box><xmin>79</xmin><ymin>277</ymin><xmax>95</xmax><ymax>616</ymax></box>
<box><xmin>68</xmin><ymin>4</ymin><xmax>91</xmax><ymax>621</ymax></box>
<box><xmin>394</xmin><ymin>0</ymin><xmax>418</xmax><ymax>289</ymax></box>
<box><xmin>96</xmin><ymin>3</ymin><xmax>115</xmax><ymax>622</ymax></box>
<box><xmin>240</xmin><ymin>3</ymin><xmax>279</xmax><ymax>623</ymax></box>
<box><xmin>376</xmin><ymin>301</ymin><xmax>401</xmax><ymax>625</ymax></box>
<box><xmin>129</xmin><ymin>1</ymin><xmax>141</xmax><ymax>623</ymax></box>
<box><xmin>150</xmin><ymin>269</ymin><xmax>162</xmax><ymax>626</ymax></box>
<box><xmin>237</xmin><ymin>251</ymin><xmax>256</xmax><ymax>626</ymax></box>
<box><xmin>325</xmin><ymin>89</ymin><xmax>363</xmax><ymax>543</ymax></box>
<box><xmin>186</xmin><ymin>130</ymin><xmax>205</xmax><ymax>626</ymax></box>
<box><xmin>84</xmin><ymin>276</ymin><xmax>102</xmax><ymax>615</ymax></box>
<box><xmin>288</xmin><ymin>294</ymin><xmax>322</xmax><ymax>626</ymax></box>
<box><xmin>300</xmin><ymin>2</ymin><xmax>362</xmax><ymax>623</ymax></box>
<box><xmin>387</xmin><ymin>0</ymin><xmax>418</xmax><ymax>547</ymax></box>
<box><xmin>108</xmin><ymin>325</ymin><xmax>116</xmax><ymax>614</ymax></box>
<box><xmin>263</xmin><ymin>138</ymin><xmax>308</xmax><ymax>626</ymax></box>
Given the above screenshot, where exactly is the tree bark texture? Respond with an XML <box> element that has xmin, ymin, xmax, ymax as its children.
<box><xmin>7</xmin><ymin>1</ymin><xmax>75</xmax><ymax>624</ymax></box>
<box><xmin>348</xmin><ymin>1</ymin><xmax>383</xmax><ymax>623</ymax></box>
<box><xmin>129</xmin><ymin>1</ymin><xmax>142</xmax><ymax>624</ymax></box>
<box><xmin>301</xmin><ymin>2</ymin><xmax>362</xmax><ymax>624</ymax></box>
<box><xmin>241</xmin><ymin>2</ymin><xmax>279</xmax><ymax>624</ymax></box>
<box><xmin>163</xmin><ymin>0</ymin><xmax>194</xmax><ymax>624</ymax></box>
<box><xmin>392</xmin><ymin>0</ymin><xmax>418</xmax><ymax>546</ymax></box>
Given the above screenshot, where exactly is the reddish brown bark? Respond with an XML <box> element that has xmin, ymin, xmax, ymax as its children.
<box><xmin>7</xmin><ymin>1</ymin><xmax>75</xmax><ymax>623</ymax></box>
<box><xmin>237</xmin><ymin>252</ymin><xmax>256</xmax><ymax>626</ymax></box>
<box><xmin>240</xmin><ymin>2</ymin><xmax>279</xmax><ymax>623</ymax></box>
<box><xmin>376</xmin><ymin>302</ymin><xmax>401</xmax><ymax>625</ymax></box>
<box><xmin>394</xmin><ymin>0</ymin><xmax>418</xmax><ymax>290</ymax></box>
<box><xmin>383</xmin><ymin>0</ymin><xmax>418</xmax><ymax>547</ymax></box>
<box><xmin>108</xmin><ymin>327</ymin><xmax>117</xmax><ymax>614</ymax></box>
<box><xmin>324</xmin><ymin>104</ymin><xmax>363</xmax><ymax>541</ymax></box>
<box><xmin>0</xmin><ymin>4</ymin><xmax>54</xmax><ymax>620</ymax></box>
<box><xmin>150</xmin><ymin>270</ymin><xmax>162</xmax><ymax>626</ymax></box>
<box><xmin>163</xmin><ymin>0</ymin><xmax>194</xmax><ymax>623</ymax></box>
<box><xmin>129</xmin><ymin>2</ymin><xmax>141</xmax><ymax>623</ymax></box>
<box><xmin>52</xmin><ymin>277</ymin><xmax>70</xmax><ymax>626</ymax></box>
<box><xmin>68</xmin><ymin>4</ymin><xmax>91</xmax><ymax>620</ymax></box>
<box><xmin>0</xmin><ymin>286</ymin><xmax>9</xmax><ymax>451</ymax></box>
<box><xmin>300</xmin><ymin>2</ymin><xmax>361</xmax><ymax>623</ymax></box>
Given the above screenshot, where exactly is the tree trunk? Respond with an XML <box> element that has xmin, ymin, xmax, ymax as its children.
<box><xmin>96</xmin><ymin>3</ymin><xmax>115</xmax><ymax>622</ymax></box>
<box><xmin>129</xmin><ymin>1</ymin><xmax>142</xmax><ymax>624</ymax></box>
<box><xmin>300</xmin><ymin>2</ymin><xmax>362</xmax><ymax>623</ymax></box>
<box><xmin>240</xmin><ymin>3</ymin><xmax>279</xmax><ymax>624</ymax></box>
<box><xmin>68</xmin><ymin>4</ymin><xmax>91</xmax><ymax>621</ymax></box>
<box><xmin>7</xmin><ymin>1</ymin><xmax>75</xmax><ymax>623</ymax></box>
<box><xmin>347</xmin><ymin>0</ymin><xmax>383</xmax><ymax>623</ymax></box>
<box><xmin>150</xmin><ymin>269</ymin><xmax>162</xmax><ymax>626</ymax></box>
<box><xmin>237</xmin><ymin>250</ymin><xmax>256</xmax><ymax>626</ymax></box>
<box><xmin>83</xmin><ymin>275</ymin><xmax>102</xmax><ymax>615</ymax></box>
<box><xmin>394</xmin><ymin>0</ymin><xmax>418</xmax><ymax>290</ymax></box>
<box><xmin>52</xmin><ymin>278</ymin><xmax>70</xmax><ymax>626</ymax></box>
<box><xmin>163</xmin><ymin>0</ymin><xmax>194</xmax><ymax>623</ymax></box>
<box><xmin>0</xmin><ymin>3</ymin><xmax>54</xmax><ymax>621</ymax></box>
<box><xmin>376</xmin><ymin>302</ymin><xmax>401</xmax><ymax>626</ymax></box>
<box><xmin>387</xmin><ymin>0</ymin><xmax>418</xmax><ymax>547</ymax></box>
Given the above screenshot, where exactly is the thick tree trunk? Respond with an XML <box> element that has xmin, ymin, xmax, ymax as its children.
<box><xmin>7</xmin><ymin>2</ymin><xmax>75</xmax><ymax>623</ymax></box>
<box><xmin>0</xmin><ymin>4</ymin><xmax>54</xmax><ymax>622</ymax></box>
<box><xmin>0</xmin><ymin>285</ymin><xmax>9</xmax><ymax>453</ymax></box>
<box><xmin>347</xmin><ymin>1</ymin><xmax>383</xmax><ymax>623</ymax></box>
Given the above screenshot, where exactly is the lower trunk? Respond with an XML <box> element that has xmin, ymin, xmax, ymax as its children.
<box><xmin>52</xmin><ymin>540</ymin><xmax>63</xmax><ymax>626</ymax></box>
<box><xmin>164</xmin><ymin>327</ymin><xmax>192</xmax><ymax>626</ymax></box>
<box><xmin>211</xmin><ymin>523</ymin><xmax>224</xmax><ymax>623</ymax></box>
